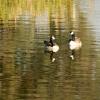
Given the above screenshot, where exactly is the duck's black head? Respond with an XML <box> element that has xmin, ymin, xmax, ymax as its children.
<box><xmin>50</xmin><ymin>35</ymin><xmax>55</xmax><ymax>40</ymax></box>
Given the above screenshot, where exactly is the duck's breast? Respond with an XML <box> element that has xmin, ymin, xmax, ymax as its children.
<box><xmin>52</xmin><ymin>45</ymin><xmax>59</xmax><ymax>52</ymax></box>
<box><xmin>69</xmin><ymin>41</ymin><xmax>77</xmax><ymax>50</ymax></box>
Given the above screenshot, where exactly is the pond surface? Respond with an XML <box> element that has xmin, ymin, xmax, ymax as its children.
<box><xmin>0</xmin><ymin>0</ymin><xmax>100</xmax><ymax>100</ymax></box>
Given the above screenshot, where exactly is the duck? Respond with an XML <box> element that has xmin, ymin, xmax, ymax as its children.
<box><xmin>44</xmin><ymin>35</ymin><xmax>59</xmax><ymax>53</ymax></box>
<box><xmin>68</xmin><ymin>31</ymin><xmax>82</xmax><ymax>50</ymax></box>
<box><xmin>68</xmin><ymin>31</ymin><xmax>82</xmax><ymax>60</ymax></box>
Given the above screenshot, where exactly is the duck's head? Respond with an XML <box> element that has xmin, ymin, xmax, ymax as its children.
<box><xmin>70</xmin><ymin>31</ymin><xmax>74</xmax><ymax>35</ymax></box>
<box><xmin>50</xmin><ymin>35</ymin><xmax>55</xmax><ymax>40</ymax></box>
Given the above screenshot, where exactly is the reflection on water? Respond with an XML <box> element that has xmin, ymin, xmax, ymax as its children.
<box><xmin>0</xmin><ymin>0</ymin><xmax>100</xmax><ymax>100</ymax></box>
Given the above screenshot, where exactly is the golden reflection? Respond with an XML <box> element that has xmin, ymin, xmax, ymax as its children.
<box><xmin>0</xmin><ymin>0</ymin><xmax>71</xmax><ymax>20</ymax></box>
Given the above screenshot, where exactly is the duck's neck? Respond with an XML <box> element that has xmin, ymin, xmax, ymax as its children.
<box><xmin>71</xmin><ymin>34</ymin><xmax>75</xmax><ymax>41</ymax></box>
<box><xmin>69</xmin><ymin>34</ymin><xmax>75</xmax><ymax>42</ymax></box>
<box><xmin>50</xmin><ymin>37</ymin><xmax>54</xmax><ymax>46</ymax></box>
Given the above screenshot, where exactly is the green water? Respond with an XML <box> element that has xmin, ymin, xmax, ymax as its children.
<box><xmin>0</xmin><ymin>0</ymin><xmax>100</xmax><ymax>100</ymax></box>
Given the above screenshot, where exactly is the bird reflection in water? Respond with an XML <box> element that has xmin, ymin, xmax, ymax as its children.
<box><xmin>70</xmin><ymin>50</ymin><xmax>75</xmax><ymax>60</ymax></box>
<box><xmin>50</xmin><ymin>51</ymin><xmax>56</xmax><ymax>62</ymax></box>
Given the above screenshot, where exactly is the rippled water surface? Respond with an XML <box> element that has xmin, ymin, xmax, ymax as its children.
<box><xmin>0</xmin><ymin>0</ymin><xmax>100</xmax><ymax>100</ymax></box>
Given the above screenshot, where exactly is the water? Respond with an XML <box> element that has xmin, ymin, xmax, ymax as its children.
<box><xmin>0</xmin><ymin>0</ymin><xmax>100</xmax><ymax>100</ymax></box>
